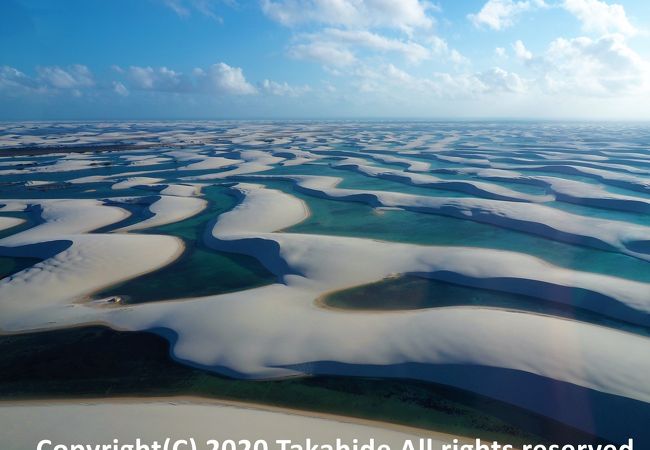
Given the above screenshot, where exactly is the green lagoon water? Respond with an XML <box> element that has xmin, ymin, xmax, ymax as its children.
<box><xmin>260</xmin><ymin>179</ymin><xmax>650</xmax><ymax>283</ymax></box>
<box><xmin>94</xmin><ymin>172</ymin><xmax>650</xmax><ymax>304</ymax></box>
<box><xmin>4</xmin><ymin>158</ymin><xmax>650</xmax><ymax>307</ymax></box>
<box><xmin>324</xmin><ymin>275</ymin><xmax>650</xmax><ymax>336</ymax></box>
<box><xmin>96</xmin><ymin>185</ymin><xmax>275</xmax><ymax>303</ymax></box>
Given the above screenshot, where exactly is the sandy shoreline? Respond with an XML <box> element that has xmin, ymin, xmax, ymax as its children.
<box><xmin>0</xmin><ymin>395</ymin><xmax>474</xmax><ymax>444</ymax></box>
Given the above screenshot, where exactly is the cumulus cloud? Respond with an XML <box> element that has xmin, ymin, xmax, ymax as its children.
<box><xmin>428</xmin><ymin>36</ymin><xmax>470</xmax><ymax>65</ymax></box>
<box><xmin>0</xmin><ymin>65</ymin><xmax>94</xmax><ymax>95</ymax></box>
<box><xmin>205</xmin><ymin>62</ymin><xmax>257</xmax><ymax>95</ymax></box>
<box><xmin>0</xmin><ymin>66</ymin><xmax>39</xmax><ymax>92</ymax></box>
<box><xmin>37</xmin><ymin>65</ymin><xmax>94</xmax><ymax>89</ymax></box>
<box><xmin>535</xmin><ymin>34</ymin><xmax>649</xmax><ymax>95</ymax></box>
<box><xmin>263</xmin><ymin>0</ymin><xmax>463</xmax><ymax>83</ymax></box>
<box><xmin>468</xmin><ymin>0</ymin><xmax>546</xmax><ymax>30</ymax></box>
<box><xmin>352</xmin><ymin>32</ymin><xmax>650</xmax><ymax>100</ymax></box>
<box><xmin>128</xmin><ymin>66</ymin><xmax>192</xmax><ymax>92</ymax></box>
<box><xmin>261</xmin><ymin>0</ymin><xmax>434</xmax><ymax>32</ymax></box>
<box><xmin>123</xmin><ymin>63</ymin><xmax>256</xmax><ymax>95</ymax></box>
<box><xmin>0</xmin><ymin>62</ymin><xmax>264</xmax><ymax>99</ymax></box>
<box><xmin>427</xmin><ymin>68</ymin><xmax>527</xmax><ymax>96</ymax></box>
<box><xmin>112</xmin><ymin>81</ymin><xmax>129</xmax><ymax>96</ymax></box>
<box><xmin>562</xmin><ymin>0</ymin><xmax>636</xmax><ymax>36</ymax></box>
<box><xmin>349</xmin><ymin>62</ymin><xmax>527</xmax><ymax>99</ymax></box>
<box><xmin>288</xmin><ymin>29</ymin><xmax>467</xmax><ymax>69</ymax></box>
<box><xmin>321</xmin><ymin>29</ymin><xmax>430</xmax><ymax>63</ymax></box>
<box><xmin>260</xmin><ymin>79</ymin><xmax>311</xmax><ymax>96</ymax></box>
<box><xmin>289</xmin><ymin>42</ymin><xmax>357</xmax><ymax>67</ymax></box>
<box><xmin>513</xmin><ymin>40</ymin><xmax>532</xmax><ymax>60</ymax></box>
<box><xmin>476</xmin><ymin>67</ymin><xmax>527</xmax><ymax>92</ymax></box>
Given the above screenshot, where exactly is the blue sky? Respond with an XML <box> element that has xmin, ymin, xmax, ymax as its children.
<box><xmin>1</xmin><ymin>0</ymin><xmax>650</xmax><ymax>119</ymax></box>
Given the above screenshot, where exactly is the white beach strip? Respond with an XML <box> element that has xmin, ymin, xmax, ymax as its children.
<box><xmin>0</xmin><ymin>398</ymin><xmax>453</xmax><ymax>450</ymax></box>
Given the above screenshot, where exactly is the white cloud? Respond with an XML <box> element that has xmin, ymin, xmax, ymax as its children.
<box><xmin>113</xmin><ymin>81</ymin><xmax>129</xmax><ymax>96</ymax></box>
<box><xmin>125</xmin><ymin>63</ymin><xmax>256</xmax><ymax>95</ymax></box>
<box><xmin>430</xmin><ymin>68</ymin><xmax>527</xmax><ymax>96</ymax></box>
<box><xmin>530</xmin><ymin>34</ymin><xmax>649</xmax><ymax>95</ymax></box>
<box><xmin>495</xmin><ymin>47</ymin><xmax>507</xmax><ymax>58</ymax></box>
<box><xmin>128</xmin><ymin>66</ymin><xmax>191</xmax><ymax>92</ymax></box>
<box><xmin>428</xmin><ymin>36</ymin><xmax>470</xmax><ymax>65</ymax></box>
<box><xmin>288</xmin><ymin>29</ymin><xmax>467</xmax><ymax>69</ymax></box>
<box><xmin>0</xmin><ymin>62</ymin><xmax>260</xmax><ymax>99</ymax></box>
<box><xmin>263</xmin><ymin>0</ymin><xmax>463</xmax><ymax>82</ymax></box>
<box><xmin>289</xmin><ymin>42</ymin><xmax>357</xmax><ymax>67</ymax></box>
<box><xmin>161</xmin><ymin>0</ymin><xmax>225</xmax><ymax>21</ymax></box>
<box><xmin>513</xmin><ymin>40</ymin><xmax>532</xmax><ymax>60</ymax></box>
<box><xmin>0</xmin><ymin>65</ymin><xmax>96</xmax><ymax>97</ymax></box>
<box><xmin>0</xmin><ymin>66</ymin><xmax>38</xmax><ymax>92</ymax></box>
<box><xmin>37</xmin><ymin>65</ymin><xmax>94</xmax><ymax>89</ymax></box>
<box><xmin>163</xmin><ymin>0</ymin><xmax>191</xmax><ymax>17</ymax></box>
<box><xmin>261</xmin><ymin>0</ymin><xmax>434</xmax><ymax>32</ymax></box>
<box><xmin>348</xmin><ymin>62</ymin><xmax>527</xmax><ymax>99</ymax></box>
<box><xmin>129</xmin><ymin>67</ymin><xmax>156</xmax><ymax>89</ymax></box>
<box><xmin>206</xmin><ymin>63</ymin><xmax>257</xmax><ymax>95</ymax></box>
<box><xmin>319</xmin><ymin>28</ymin><xmax>430</xmax><ymax>63</ymax></box>
<box><xmin>562</xmin><ymin>0</ymin><xmax>636</xmax><ymax>36</ymax></box>
<box><xmin>260</xmin><ymin>79</ymin><xmax>311</xmax><ymax>96</ymax></box>
<box><xmin>476</xmin><ymin>67</ymin><xmax>527</xmax><ymax>92</ymax></box>
<box><xmin>468</xmin><ymin>0</ymin><xmax>546</xmax><ymax>31</ymax></box>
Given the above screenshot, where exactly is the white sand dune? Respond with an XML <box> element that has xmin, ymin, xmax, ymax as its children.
<box><xmin>0</xmin><ymin>198</ymin><xmax>183</xmax><ymax>327</ymax></box>
<box><xmin>115</xmin><ymin>195</ymin><xmax>207</xmax><ymax>232</ymax></box>
<box><xmin>334</xmin><ymin>159</ymin><xmax>553</xmax><ymax>202</ymax></box>
<box><xmin>0</xmin><ymin>233</ymin><xmax>183</xmax><ymax>325</ymax></box>
<box><xmin>1</xmin><ymin>184</ymin><xmax>648</xmax><ymax>445</ymax></box>
<box><xmin>159</xmin><ymin>183</ymin><xmax>202</xmax><ymax>197</ymax></box>
<box><xmin>183</xmin><ymin>155</ymin><xmax>242</xmax><ymax>170</ymax></box>
<box><xmin>0</xmin><ymin>216</ymin><xmax>24</xmax><ymax>232</ymax></box>
<box><xmin>244</xmin><ymin>174</ymin><xmax>650</xmax><ymax>261</ymax></box>
<box><xmin>443</xmin><ymin>166</ymin><xmax>650</xmax><ymax>213</ymax></box>
<box><xmin>112</xmin><ymin>177</ymin><xmax>166</xmax><ymax>190</ymax></box>
<box><xmin>491</xmin><ymin>163</ymin><xmax>650</xmax><ymax>195</ymax></box>
<box><xmin>0</xmin><ymin>199</ymin><xmax>129</xmax><ymax>245</ymax></box>
<box><xmin>361</xmin><ymin>153</ymin><xmax>432</xmax><ymax>172</ymax></box>
<box><xmin>1</xmin><ymin>122</ymin><xmax>650</xmax><ymax>444</ymax></box>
